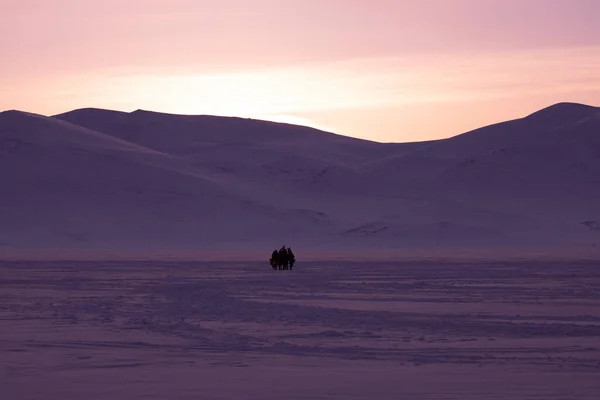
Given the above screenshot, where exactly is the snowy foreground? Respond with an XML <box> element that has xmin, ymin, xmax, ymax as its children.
<box><xmin>1</xmin><ymin>259</ymin><xmax>600</xmax><ymax>399</ymax></box>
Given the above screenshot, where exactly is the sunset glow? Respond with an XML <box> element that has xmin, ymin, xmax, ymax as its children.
<box><xmin>2</xmin><ymin>0</ymin><xmax>599</xmax><ymax>142</ymax></box>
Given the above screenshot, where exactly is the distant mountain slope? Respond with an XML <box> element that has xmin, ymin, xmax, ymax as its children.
<box><xmin>0</xmin><ymin>102</ymin><xmax>598</xmax><ymax>254</ymax></box>
<box><xmin>363</xmin><ymin>102</ymin><xmax>600</xmax><ymax>173</ymax></box>
<box><xmin>352</xmin><ymin>103</ymin><xmax>600</xmax><ymax>246</ymax></box>
<box><xmin>374</xmin><ymin>103</ymin><xmax>600</xmax><ymax>204</ymax></box>
<box><xmin>53</xmin><ymin>108</ymin><xmax>404</xmax><ymax>165</ymax></box>
<box><xmin>0</xmin><ymin>111</ymin><xmax>343</xmax><ymax>252</ymax></box>
<box><xmin>1</xmin><ymin>110</ymin><xmax>161</xmax><ymax>154</ymax></box>
<box><xmin>54</xmin><ymin>108</ymin><xmax>422</xmax><ymax>198</ymax></box>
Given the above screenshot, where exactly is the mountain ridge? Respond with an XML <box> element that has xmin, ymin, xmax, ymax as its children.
<box><xmin>1</xmin><ymin>102</ymin><xmax>599</xmax><ymax>255</ymax></box>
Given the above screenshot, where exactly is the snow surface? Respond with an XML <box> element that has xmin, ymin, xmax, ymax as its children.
<box><xmin>1</xmin><ymin>102</ymin><xmax>600</xmax><ymax>256</ymax></box>
<box><xmin>1</xmin><ymin>259</ymin><xmax>600</xmax><ymax>399</ymax></box>
<box><xmin>2</xmin><ymin>103</ymin><xmax>599</xmax><ymax>399</ymax></box>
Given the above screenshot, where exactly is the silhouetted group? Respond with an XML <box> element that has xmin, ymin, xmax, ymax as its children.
<box><xmin>270</xmin><ymin>246</ymin><xmax>295</xmax><ymax>270</ymax></box>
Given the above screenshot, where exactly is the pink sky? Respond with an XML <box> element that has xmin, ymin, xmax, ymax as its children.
<box><xmin>1</xmin><ymin>0</ymin><xmax>599</xmax><ymax>142</ymax></box>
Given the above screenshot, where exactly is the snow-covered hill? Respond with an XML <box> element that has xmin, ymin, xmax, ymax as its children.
<box><xmin>356</xmin><ymin>103</ymin><xmax>600</xmax><ymax>248</ymax></box>
<box><xmin>1</xmin><ymin>102</ymin><xmax>599</xmax><ymax>256</ymax></box>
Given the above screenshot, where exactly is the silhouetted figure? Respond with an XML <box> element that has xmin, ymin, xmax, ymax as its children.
<box><xmin>270</xmin><ymin>250</ymin><xmax>278</xmax><ymax>270</ymax></box>
<box><xmin>278</xmin><ymin>246</ymin><xmax>288</xmax><ymax>270</ymax></box>
<box><xmin>287</xmin><ymin>247</ymin><xmax>295</xmax><ymax>270</ymax></box>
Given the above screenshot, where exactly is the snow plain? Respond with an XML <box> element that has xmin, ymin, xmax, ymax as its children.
<box><xmin>1</xmin><ymin>258</ymin><xmax>600</xmax><ymax>399</ymax></box>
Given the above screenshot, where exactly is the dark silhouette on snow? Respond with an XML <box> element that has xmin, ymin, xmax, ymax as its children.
<box><xmin>270</xmin><ymin>250</ymin><xmax>278</xmax><ymax>270</ymax></box>
<box><xmin>278</xmin><ymin>246</ymin><xmax>288</xmax><ymax>270</ymax></box>
<box><xmin>288</xmin><ymin>247</ymin><xmax>295</xmax><ymax>270</ymax></box>
<box><xmin>270</xmin><ymin>246</ymin><xmax>295</xmax><ymax>271</ymax></box>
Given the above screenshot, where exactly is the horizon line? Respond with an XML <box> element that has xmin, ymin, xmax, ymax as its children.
<box><xmin>2</xmin><ymin>100</ymin><xmax>598</xmax><ymax>145</ymax></box>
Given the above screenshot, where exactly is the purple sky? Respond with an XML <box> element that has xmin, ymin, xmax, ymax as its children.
<box><xmin>1</xmin><ymin>0</ymin><xmax>599</xmax><ymax>142</ymax></box>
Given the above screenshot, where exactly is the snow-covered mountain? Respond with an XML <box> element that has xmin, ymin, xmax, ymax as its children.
<box><xmin>1</xmin><ymin>102</ymin><xmax>599</xmax><ymax>256</ymax></box>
